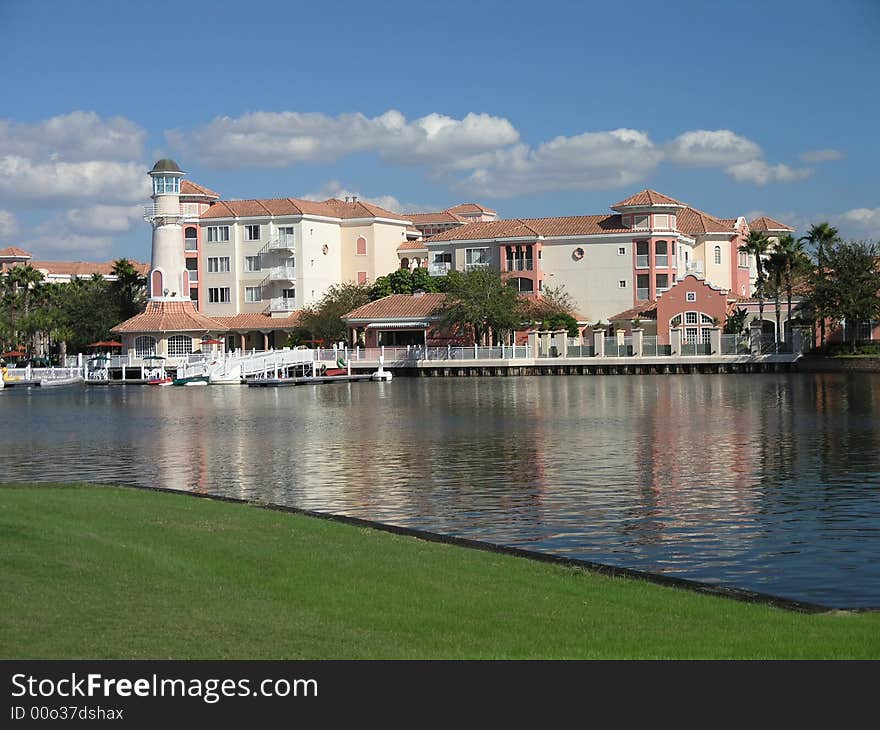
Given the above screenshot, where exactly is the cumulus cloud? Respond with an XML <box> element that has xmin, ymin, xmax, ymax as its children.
<box><xmin>0</xmin><ymin>111</ymin><xmax>145</xmax><ymax>162</ymax></box>
<box><xmin>63</xmin><ymin>204</ymin><xmax>144</xmax><ymax>234</ymax></box>
<box><xmin>167</xmin><ymin>110</ymin><xmax>519</xmax><ymax>170</ymax></box>
<box><xmin>666</xmin><ymin>130</ymin><xmax>763</xmax><ymax>167</ymax></box>
<box><xmin>834</xmin><ymin>207</ymin><xmax>880</xmax><ymax>240</ymax></box>
<box><xmin>457</xmin><ymin>129</ymin><xmax>663</xmax><ymax>197</ymax></box>
<box><xmin>22</xmin><ymin>230</ymin><xmax>114</xmax><ymax>258</ymax></box>
<box><xmin>725</xmin><ymin>160</ymin><xmax>813</xmax><ymax>185</ymax></box>
<box><xmin>0</xmin><ymin>210</ymin><xmax>19</xmax><ymax>239</ymax></box>
<box><xmin>800</xmin><ymin>148</ymin><xmax>843</xmax><ymax>163</ymax></box>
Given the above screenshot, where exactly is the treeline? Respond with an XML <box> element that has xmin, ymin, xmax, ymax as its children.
<box><xmin>292</xmin><ymin>267</ymin><xmax>580</xmax><ymax>346</ymax></box>
<box><xmin>0</xmin><ymin>259</ymin><xmax>145</xmax><ymax>361</ymax></box>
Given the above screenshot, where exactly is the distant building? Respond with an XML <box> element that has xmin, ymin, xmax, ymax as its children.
<box><xmin>0</xmin><ymin>245</ymin><xmax>148</xmax><ymax>282</ymax></box>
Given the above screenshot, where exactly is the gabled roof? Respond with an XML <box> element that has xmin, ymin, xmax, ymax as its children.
<box><xmin>424</xmin><ymin>215</ymin><xmax>631</xmax><ymax>242</ymax></box>
<box><xmin>611</xmin><ymin>189</ymin><xmax>688</xmax><ymax>209</ymax></box>
<box><xmin>212</xmin><ymin>311</ymin><xmax>303</xmax><ymax>331</ymax></box>
<box><xmin>447</xmin><ymin>203</ymin><xmax>497</xmax><ymax>215</ymax></box>
<box><xmin>749</xmin><ymin>216</ymin><xmax>794</xmax><ymax>232</ymax></box>
<box><xmin>199</xmin><ymin>196</ymin><xmax>409</xmax><ymax>222</ymax></box>
<box><xmin>343</xmin><ymin>293</ymin><xmax>447</xmax><ymax>321</ymax></box>
<box><xmin>180</xmin><ymin>180</ymin><xmax>220</xmax><ymax>199</ymax></box>
<box><xmin>677</xmin><ymin>207</ymin><xmax>736</xmax><ymax>236</ymax></box>
<box><xmin>0</xmin><ymin>246</ymin><xmax>32</xmax><ymax>258</ymax></box>
<box><xmin>112</xmin><ymin>300</ymin><xmax>221</xmax><ymax>334</ymax></box>
<box><xmin>397</xmin><ymin>240</ymin><xmax>428</xmax><ymax>251</ymax></box>
<box><xmin>405</xmin><ymin>211</ymin><xmax>468</xmax><ymax>224</ymax></box>
<box><xmin>608</xmin><ymin>301</ymin><xmax>658</xmax><ymax>322</ymax></box>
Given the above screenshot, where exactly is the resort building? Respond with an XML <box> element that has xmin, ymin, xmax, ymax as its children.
<box><xmin>0</xmin><ymin>246</ymin><xmax>148</xmax><ymax>282</ymax></box>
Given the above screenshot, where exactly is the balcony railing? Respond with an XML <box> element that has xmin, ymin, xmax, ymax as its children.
<box><xmin>655</xmin><ymin>255</ymin><xmax>668</xmax><ymax>267</ymax></box>
<box><xmin>636</xmin><ymin>288</ymin><xmax>650</xmax><ymax>301</ymax></box>
<box><xmin>184</xmin><ymin>239</ymin><xmax>198</xmax><ymax>251</ymax></box>
<box><xmin>636</xmin><ymin>255</ymin><xmax>649</xmax><ymax>268</ymax></box>
<box><xmin>686</xmin><ymin>261</ymin><xmax>704</xmax><ymax>275</ymax></box>
<box><xmin>187</xmin><ymin>271</ymin><xmax>198</xmax><ymax>284</ymax></box>
<box><xmin>506</xmin><ymin>259</ymin><xmax>534</xmax><ymax>271</ymax></box>
<box><xmin>268</xmin><ymin>296</ymin><xmax>297</xmax><ymax>312</ymax></box>
<box><xmin>429</xmin><ymin>262</ymin><xmax>451</xmax><ymax>277</ymax></box>
<box><xmin>265</xmin><ymin>266</ymin><xmax>296</xmax><ymax>282</ymax></box>
<box><xmin>265</xmin><ymin>235</ymin><xmax>296</xmax><ymax>252</ymax></box>
<box><xmin>465</xmin><ymin>262</ymin><xmax>490</xmax><ymax>273</ymax></box>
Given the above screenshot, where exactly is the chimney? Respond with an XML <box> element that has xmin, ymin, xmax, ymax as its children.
<box><xmin>345</xmin><ymin>196</ymin><xmax>350</xmax><ymax>203</ymax></box>
<box><xmin>352</xmin><ymin>195</ymin><xmax>358</xmax><ymax>203</ymax></box>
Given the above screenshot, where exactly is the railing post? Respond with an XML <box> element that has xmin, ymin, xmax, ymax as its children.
<box><xmin>750</xmin><ymin>322</ymin><xmax>764</xmax><ymax>356</ymax></box>
<box><xmin>631</xmin><ymin>328</ymin><xmax>643</xmax><ymax>357</ymax></box>
<box><xmin>592</xmin><ymin>328</ymin><xmax>606</xmax><ymax>357</ymax></box>
<box><xmin>474</xmin><ymin>342</ymin><xmax>478</xmax><ymax>359</ymax></box>
<box><xmin>670</xmin><ymin>326</ymin><xmax>681</xmax><ymax>356</ymax></box>
<box><xmin>709</xmin><ymin>327</ymin><xmax>721</xmax><ymax>355</ymax></box>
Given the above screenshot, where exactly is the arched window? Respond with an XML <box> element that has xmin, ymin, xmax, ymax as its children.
<box><xmin>714</xmin><ymin>246</ymin><xmax>722</xmax><ymax>265</ymax></box>
<box><xmin>151</xmin><ymin>270</ymin><xmax>163</xmax><ymax>298</ymax></box>
<box><xmin>400</xmin><ymin>257</ymin><xmax>409</xmax><ymax>269</ymax></box>
<box><xmin>356</xmin><ymin>236</ymin><xmax>367</xmax><ymax>256</ymax></box>
<box><xmin>134</xmin><ymin>336</ymin><xmax>156</xmax><ymax>357</ymax></box>
<box><xmin>167</xmin><ymin>335</ymin><xmax>193</xmax><ymax>357</ymax></box>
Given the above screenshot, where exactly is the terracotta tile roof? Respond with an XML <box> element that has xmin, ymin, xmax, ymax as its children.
<box><xmin>199</xmin><ymin>196</ymin><xmax>409</xmax><ymax>222</ymax></box>
<box><xmin>212</xmin><ymin>311</ymin><xmax>303</xmax><ymax>330</ymax></box>
<box><xmin>720</xmin><ymin>218</ymin><xmax>739</xmax><ymax>228</ymax></box>
<box><xmin>677</xmin><ymin>207</ymin><xmax>735</xmax><ymax>236</ymax></box>
<box><xmin>749</xmin><ymin>216</ymin><xmax>794</xmax><ymax>232</ymax></box>
<box><xmin>612</xmin><ymin>189</ymin><xmax>688</xmax><ymax>208</ymax></box>
<box><xmin>447</xmin><ymin>203</ymin><xmax>497</xmax><ymax>215</ymax></box>
<box><xmin>29</xmin><ymin>260</ymin><xmax>149</xmax><ymax>277</ymax></box>
<box><xmin>397</xmin><ymin>240</ymin><xmax>428</xmax><ymax>251</ymax></box>
<box><xmin>180</xmin><ymin>180</ymin><xmax>220</xmax><ymax>199</ymax></box>
<box><xmin>608</xmin><ymin>301</ymin><xmax>658</xmax><ymax>322</ymax></box>
<box><xmin>405</xmin><ymin>211</ymin><xmax>468</xmax><ymax>224</ymax></box>
<box><xmin>425</xmin><ymin>215</ymin><xmax>630</xmax><ymax>242</ymax></box>
<box><xmin>343</xmin><ymin>293</ymin><xmax>447</xmax><ymax>321</ymax></box>
<box><xmin>112</xmin><ymin>300</ymin><xmax>222</xmax><ymax>333</ymax></box>
<box><xmin>0</xmin><ymin>246</ymin><xmax>32</xmax><ymax>258</ymax></box>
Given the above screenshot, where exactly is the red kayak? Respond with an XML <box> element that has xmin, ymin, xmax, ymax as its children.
<box><xmin>147</xmin><ymin>377</ymin><xmax>173</xmax><ymax>386</ymax></box>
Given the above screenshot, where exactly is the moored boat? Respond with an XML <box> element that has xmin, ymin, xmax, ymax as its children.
<box><xmin>39</xmin><ymin>376</ymin><xmax>85</xmax><ymax>387</ymax></box>
<box><xmin>172</xmin><ymin>375</ymin><xmax>209</xmax><ymax>386</ymax></box>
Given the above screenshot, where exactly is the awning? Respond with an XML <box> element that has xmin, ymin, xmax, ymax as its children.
<box><xmin>366</xmin><ymin>321</ymin><xmax>429</xmax><ymax>329</ymax></box>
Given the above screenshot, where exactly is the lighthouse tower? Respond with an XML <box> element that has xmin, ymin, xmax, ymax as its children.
<box><xmin>146</xmin><ymin>159</ymin><xmax>188</xmax><ymax>300</ymax></box>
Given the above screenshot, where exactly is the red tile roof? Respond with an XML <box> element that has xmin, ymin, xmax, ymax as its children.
<box><xmin>677</xmin><ymin>207</ymin><xmax>735</xmax><ymax>236</ymax></box>
<box><xmin>612</xmin><ymin>189</ymin><xmax>688</xmax><ymax>208</ymax></box>
<box><xmin>397</xmin><ymin>240</ymin><xmax>428</xmax><ymax>251</ymax></box>
<box><xmin>212</xmin><ymin>312</ymin><xmax>303</xmax><ymax>331</ymax></box>
<box><xmin>0</xmin><ymin>246</ymin><xmax>32</xmax><ymax>258</ymax></box>
<box><xmin>30</xmin><ymin>260</ymin><xmax>149</xmax><ymax>277</ymax></box>
<box><xmin>343</xmin><ymin>293</ymin><xmax>447</xmax><ymax>321</ymax></box>
<box><xmin>424</xmin><ymin>215</ymin><xmax>630</xmax><ymax>242</ymax></box>
<box><xmin>608</xmin><ymin>301</ymin><xmax>658</xmax><ymax>322</ymax></box>
<box><xmin>749</xmin><ymin>216</ymin><xmax>794</xmax><ymax>232</ymax></box>
<box><xmin>200</xmin><ymin>196</ymin><xmax>409</xmax><ymax>222</ymax></box>
<box><xmin>447</xmin><ymin>203</ymin><xmax>497</xmax><ymax>215</ymax></box>
<box><xmin>112</xmin><ymin>300</ymin><xmax>222</xmax><ymax>333</ymax></box>
<box><xmin>180</xmin><ymin>180</ymin><xmax>220</xmax><ymax>199</ymax></box>
<box><xmin>405</xmin><ymin>211</ymin><xmax>468</xmax><ymax>224</ymax></box>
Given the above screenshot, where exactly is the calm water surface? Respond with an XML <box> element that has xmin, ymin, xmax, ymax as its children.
<box><xmin>2</xmin><ymin>374</ymin><xmax>879</xmax><ymax>607</ymax></box>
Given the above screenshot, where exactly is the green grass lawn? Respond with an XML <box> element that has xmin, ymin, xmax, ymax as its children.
<box><xmin>2</xmin><ymin>482</ymin><xmax>878</xmax><ymax>659</ymax></box>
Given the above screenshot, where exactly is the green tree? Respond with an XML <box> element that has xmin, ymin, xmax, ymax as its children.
<box><xmin>723</xmin><ymin>307</ymin><xmax>749</xmax><ymax>335</ymax></box>
<box><xmin>799</xmin><ymin>222</ymin><xmax>840</xmax><ymax>347</ymax></box>
<box><xmin>764</xmin><ymin>252</ymin><xmax>785</xmax><ymax>344</ymax></box>
<box><xmin>110</xmin><ymin>258</ymin><xmax>146</xmax><ymax>320</ymax></box>
<box><xmin>818</xmin><ymin>240</ymin><xmax>880</xmax><ymax>352</ymax></box>
<box><xmin>773</xmin><ymin>234</ymin><xmax>809</xmax><ymax>341</ymax></box>
<box><xmin>435</xmin><ymin>268</ymin><xmax>524</xmax><ymax>345</ymax></box>
<box><xmin>739</xmin><ymin>230</ymin><xmax>771</xmax><ymax>326</ymax></box>
<box><xmin>370</xmin><ymin>267</ymin><xmax>443</xmax><ymax>300</ymax></box>
<box><xmin>298</xmin><ymin>282</ymin><xmax>372</xmax><ymax>345</ymax></box>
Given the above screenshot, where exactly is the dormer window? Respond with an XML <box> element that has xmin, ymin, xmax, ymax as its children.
<box><xmin>654</xmin><ymin>214</ymin><xmax>668</xmax><ymax>229</ymax></box>
<box><xmin>633</xmin><ymin>214</ymin><xmax>649</xmax><ymax>230</ymax></box>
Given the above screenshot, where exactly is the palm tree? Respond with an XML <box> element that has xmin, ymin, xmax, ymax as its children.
<box><xmin>799</xmin><ymin>222</ymin><xmax>840</xmax><ymax>348</ymax></box>
<box><xmin>765</xmin><ymin>252</ymin><xmax>785</xmax><ymax>348</ymax></box>
<box><xmin>739</xmin><ymin>230</ymin><xmax>771</xmax><ymax>327</ymax></box>
<box><xmin>774</xmin><ymin>233</ymin><xmax>808</xmax><ymax>341</ymax></box>
<box><xmin>110</xmin><ymin>258</ymin><xmax>146</xmax><ymax>320</ymax></box>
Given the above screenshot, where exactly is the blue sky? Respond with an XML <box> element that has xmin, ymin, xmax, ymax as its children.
<box><xmin>1</xmin><ymin>0</ymin><xmax>878</xmax><ymax>261</ymax></box>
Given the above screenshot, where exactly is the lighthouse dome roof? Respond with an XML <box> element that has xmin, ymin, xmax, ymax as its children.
<box><xmin>150</xmin><ymin>158</ymin><xmax>182</xmax><ymax>173</ymax></box>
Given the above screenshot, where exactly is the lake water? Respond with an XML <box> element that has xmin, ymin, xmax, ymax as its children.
<box><xmin>2</xmin><ymin>374</ymin><xmax>879</xmax><ymax>608</ymax></box>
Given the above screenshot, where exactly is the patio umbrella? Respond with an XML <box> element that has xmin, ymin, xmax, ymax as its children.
<box><xmin>200</xmin><ymin>339</ymin><xmax>224</xmax><ymax>345</ymax></box>
<box><xmin>1</xmin><ymin>351</ymin><xmax>26</xmax><ymax>358</ymax></box>
<box><xmin>88</xmin><ymin>341</ymin><xmax>124</xmax><ymax>348</ymax></box>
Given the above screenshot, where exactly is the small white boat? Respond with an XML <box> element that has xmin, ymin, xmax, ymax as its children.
<box><xmin>371</xmin><ymin>355</ymin><xmax>393</xmax><ymax>382</ymax></box>
<box><xmin>39</xmin><ymin>376</ymin><xmax>85</xmax><ymax>387</ymax></box>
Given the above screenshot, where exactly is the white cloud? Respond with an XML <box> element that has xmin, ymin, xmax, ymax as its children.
<box><xmin>456</xmin><ymin>129</ymin><xmax>663</xmax><ymax>197</ymax></box>
<box><xmin>0</xmin><ymin>210</ymin><xmax>19</xmax><ymax>239</ymax></box>
<box><xmin>22</xmin><ymin>230</ymin><xmax>114</xmax><ymax>258</ymax></box>
<box><xmin>0</xmin><ymin>111</ymin><xmax>145</xmax><ymax>162</ymax></box>
<box><xmin>666</xmin><ymin>130</ymin><xmax>763</xmax><ymax>167</ymax></box>
<box><xmin>167</xmin><ymin>110</ymin><xmax>519</xmax><ymax>170</ymax></box>
<box><xmin>800</xmin><ymin>148</ymin><xmax>844</xmax><ymax>163</ymax></box>
<box><xmin>0</xmin><ymin>156</ymin><xmax>150</xmax><ymax>206</ymax></box>
<box><xmin>63</xmin><ymin>204</ymin><xmax>144</xmax><ymax>234</ymax></box>
<box><xmin>835</xmin><ymin>207</ymin><xmax>880</xmax><ymax>240</ymax></box>
<box><xmin>725</xmin><ymin>160</ymin><xmax>813</xmax><ymax>185</ymax></box>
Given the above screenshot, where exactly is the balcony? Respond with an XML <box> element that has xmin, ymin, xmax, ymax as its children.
<box><xmin>184</xmin><ymin>238</ymin><xmax>198</xmax><ymax>251</ymax></box>
<box><xmin>655</xmin><ymin>255</ymin><xmax>668</xmax><ymax>267</ymax></box>
<box><xmin>268</xmin><ymin>297</ymin><xmax>297</xmax><ymax>312</ymax></box>
<box><xmin>429</xmin><ymin>262</ymin><xmax>451</xmax><ymax>277</ymax></box>
<box><xmin>187</xmin><ymin>271</ymin><xmax>198</xmax><ymax>284</ymax></box>
<box><xmin>506</xmin><ymin>259</ymin><xmax>534</xmax><ymax>271</ymax></box>
<box><xmin>143</xmin><ymin>203</ymin><xmax>199</xmax><ymax>221</ymax></box>
<box><xmin>465</xmin><ymin>262</ymin><xmax>490</xmax><ymax>273</ymax></box>
<box><xmin>636</xmin><ymin>288</ymin><xmax>650</xmax><ymax>301</ymax></box>
<box><xmin>636</xmin><ymin>255</ymin><xmax>649</xmax><ymax>268</ymax></box>
<box><xmin>265</xmin><ymin>235</ymin><xmax>296</xmax><ymax>253</ymax></box>
<box><xmin>686</xmin><ymin>262</ymin><xmax>704</xmax><ymax>275</ymax></box>
<box><xmin>264</xmin><ymin>265</ymin><xmax>296</xmax><ymax>282</ymax></box>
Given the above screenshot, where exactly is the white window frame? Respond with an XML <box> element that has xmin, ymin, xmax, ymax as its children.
<box><xmin>208</xmin><ymin>287</ymin><xmax>230</xmax><ymax>304</ymax></box>
<box><xmin>617</xmin><ymin>247</ymin><xmax>626</xmax><ymax>255</ymax></box>
<box><xmin>714</xmin><ymin>246</ymin><xmax>722</xmax><ymax>265</ymax></box>
<box><xmin>633</xmin><ymin>214</ymin><xmax>649</xmax><ymax>230</ymax></box>
<box><xmin>618</xmin><ymin>280</ymin><xmax>627</xmax><ymax>288</ymax></box>
<box><xmin>207</xmin><ymin>256</ymin><xmax>230</xmax><ymax>273</ymax></box>
<box><xmin>167</xmin><ymin>335</ymin><xmax>193</xmax><ymax>357</ymax></box>
<box><xmin>244</xmin><ymin>286</ymin><xmax>261</xmax><ymax>303</ymax></box>
<box><xmin>245</xmin><ymin>224</ymin><xmax>261</xmax><ymax>241</ymax></box>
<box><xmin>654</xmin><ymin>214</ymin><xmax>668</xmax><ymax>229</ymax></box>
<box><xmin>134</xmin><ymin>335</ymin><xmax>156</xmax><ymax>357</ymax></box>
<box><xmin>207</xmin><ymin>226</ymin><xmax>229</xmax><ymax>242</ymax></box>
<box><xmin>686</xmin><ymin>291</ymin><xmax>697</xmax><ymax>302</ymax></box>
<box><xmin>244</xmin><ymin>255</ymin><xmax>261</xmax><ymax>272</ymax></box>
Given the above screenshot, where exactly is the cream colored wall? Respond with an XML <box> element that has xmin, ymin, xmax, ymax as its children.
<box><xmin>339</xmin><ymin>221</ymin><xmax>406</xmax><ymax>285</ymax></box>
<box><xmin>695</xmin><ymin>235</ymin><xmax>733</xmax><ymax>291</ymax></box>
<box><xmin>237</xmin><ymin>219</ymin><xmax>267</xmax><ymax>313</ymax></box>
<box><xmin>372</xmin><ymin>222</ymin><xmax>410</xmax><ymax>279</ymax></box>
<box><xmin>541</xmin><ymin>240</ymin><xmax>632</xmax><ymax>322</ymax></box>
<box><xmin>200</xmin><ymin>221</ymin><xmax>237</xmax><ymax>316</ymax></box>
<box><xmin>299</xmin><ymin>219</ymin><xmax>342</xmax><ymax>307</ymax></box>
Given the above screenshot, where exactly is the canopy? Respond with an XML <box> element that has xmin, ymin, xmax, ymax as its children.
<box><xmin>200</xmin><ymin>338</ymin><xmax>224</xmax><ymax>345</ymax></box>
<box><xmin>89</xmin><ymin>340</ymin><xmax>123</xmax><ymax>348</ymax></box>
<box><xmin>366</xmin><ymin>322</ymin><xmax>429</xmax><ymax>329</ymax></box>
<box><xmin>1</xmin><ymin>351</ymin><xmax>26</xmax><ymax>358</ymax></box>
